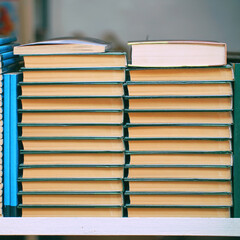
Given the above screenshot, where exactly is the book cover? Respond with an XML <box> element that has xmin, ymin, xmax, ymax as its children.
<box><xmin>10</xmin><ymin>72</ymin><xmax>22</xmax><ymax>217</ymax></box>
<box><xmin>3</xmin><ymin>73</ymin><xmax>11</xmax><ymax>216</ymax></box>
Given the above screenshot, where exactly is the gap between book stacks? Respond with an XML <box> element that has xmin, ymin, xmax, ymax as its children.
<box><xmin>2</xmin><ymin>37</ymin><xmax>239</xmax><ymax>218</ymax></box>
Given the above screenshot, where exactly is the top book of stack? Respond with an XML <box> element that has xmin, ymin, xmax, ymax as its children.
<box><xmin>14</xmin><ymin>38</ymin><xmax>126</xmax><ymax>68</ymax></box>
<box><xmin>128</xmin><ymin>40</ymin><xmax>227</xmax><ymax>67</ymax></box>
<box><xmin>14</xmin><ymin>37</ymin><xmax>111</xmax><ymax>54</ymax></box>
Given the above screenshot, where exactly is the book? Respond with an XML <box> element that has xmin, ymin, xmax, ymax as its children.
<box><xmin>21</xmin><ymin>124</ymin><xmax>123</xmax><ymax>137</ymax></box>
<box><xmin>127</xmin><ymin>112</ymin><xmax>232</xmax><ymax>124</ymax></box>
<box><xmin>127</xmin><ymin>166</ymin><xmax>231</xmax><ymax>179</ymax></box>
<box><xmin>22</xmin><ymin>152</ymin><xmax>125</xmax><ymax>165</ymax></box>
<box><xmin>20</xmin><ymin>110</ymin><xmax>124</xmax><ymax>124</ymax></box>
<box><xmin>127</xmin><ymin>139</ymin><xmax>231</xmax><ymax>152</ymax></box>
<box><xmin>14</xmin><ymin>37</ymin><xmax>111</xmax><ymax>55</ymax></box>
<box><xmin>0</xmin><ymin>37</ymin><xmax>17</xmax><ymax>45</ymax></box>
<box><xmin>20</xmin><ymin>206</ymin><xmax>123</xmax><ymax>217</ymax></box>
<box><xmin>20</xmin><ymin>97</ymin><xmax>124</xmax><ymax>110</ymax></box>
<box><xmin>10</xmin><ymin>72</ymin><xmax>21</xmax><ymax>217</ymax></box>
<box><xmin>20</xmin><ymin>138</ymin><xmax>124</xmax><ymax>151</ymax></box>
<box><xmin>20</xmin><ymin>192</ymin><xmax>123</xmax><ymax>206</ymax></box>
<box><xmin>127</xmin><ymin>180</ymin><xmax>232</xmax><ymax>192</ymax></box>
<box><xmin>127</xmin><ymin>207</ymin><xmax>230</xmax><ymax>217</ymax></box>
<box><xmin>127</xmin><ymin>193</ymin><xmax>232</xmax><ymax>206</ymax></box>
<box><xmin>128</xmin><ymin>97</ymin><xmax>232</xmax><ymax>110</ymax></box>
<box><xmin>0</xmin><ymin>51</ymin><xmax>14</xmax><ymax>61</ymax></box>
<box><xmin>0</xmin><ymin>58</ymin><xmax>18</xmax><ymax>68</ymax></box>
<box><xmin>0</xmin><ymin>44</ymin><xmax>13</xmax><ymax>54</ymax></box>
<box><xmin>128</xmin><ymin>41</ymin><xmax>226</xmax><ymax>67</ymax></box>
<box><xmin>127</xmin><ymin>83</ymin><xmax>232</xmax><ymax>96</ymax></box>
<box><xmin>21</xmin><ymin>53</ymin><xmax>127</xmax><ymax>68</ymax></box>
<box><xmin>128</xmin><ymin>153</ymin><xmax>232</xmax><ymax>166</ymax></box>
<box><xmin>126</xmin><ymin>126</ymin><xmax>231</xmax><ymax>138</ymax></box>
<box><xmin>20</xmin><ymin>83</ymin><xmax>124</xmax><ymax>96</ymax></box>
<box><xmin>20</xmin><ymin>179</ymin><xmax>123</xmax><ymax>192</ymax></box>
<box><xmin>20</xmin><ymin>165</ymin><xmax>124</xmax><ymax>178</ymax></box>
<box><xmin>3</xmin><ymin>73</ymin><xmax>11</xmax><ymax>216</ymax></box>
<box><xmin>128</xmin><ymin>66</ymin><xmax>233</xmax><ymax>81</ymax></box>
<box><xmin>22</xmin><ymin>68</ymin><xmax>126</xmax><ymax>82</ymax></box>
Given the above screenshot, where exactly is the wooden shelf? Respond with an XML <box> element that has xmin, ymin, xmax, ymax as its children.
<box><xmin>0</xmin><ymin>218</ymin><xmax>240</xmax><ymax>236</ymax></box>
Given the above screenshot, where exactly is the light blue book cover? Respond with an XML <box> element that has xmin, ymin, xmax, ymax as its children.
<box><xmin>10</xmin><ymin>72</ymin><xmax>22</xmax><ymax>217</ymax></box>
<box><xmin>0</xmin><ymin>44</ymin><xmax>13</xmax><ymax>54</ymax></box>
<box><xmin>1</xmin><ymin>57</ymin><xmax>17</xmax><ymax>68</ymax></box>
<box><xmin>3</xmin><ymin>73</ymin><xmax>11</xmax><ymax>216</ymax></box>
<box><xmin>0</xmin><ymin>51</ymin><xmax>13</xmax><ymax>60</ymax></box>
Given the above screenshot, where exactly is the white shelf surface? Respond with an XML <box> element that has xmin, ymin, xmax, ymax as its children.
<box><xmin>0</xmin><ymin>218</ymin><xmax>240</xmax><ymax>236</ymax></box>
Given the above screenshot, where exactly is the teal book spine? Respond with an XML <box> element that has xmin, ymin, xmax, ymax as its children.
<box><xmin>3</xmin><ymin>74</ymin><xmax>11</xmax><ymax>217</ymax></box>
<box><xmin>233</xmin><ymin>64</ymin><xmax>240</xmax><ymax>218</ymax></box>
<box><xmin>10</xmin><ymin>72</ymin><xmax>22</xmax><ymax>217</ymax></box>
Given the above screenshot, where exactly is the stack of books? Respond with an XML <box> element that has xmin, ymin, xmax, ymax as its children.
<box><xmin>1</xmin><ymin>36</ymin><xmax>21</xmax><ymax>217</ymax></box>
<box><xmin>14</xmin><ymin>38</ymin><xmax>127</xmax><ymax>217</ymax></box>
<box><xmin>124</xmin><ymin>41</ymin><xmax>233</xmax><ymax>217</ymax></box>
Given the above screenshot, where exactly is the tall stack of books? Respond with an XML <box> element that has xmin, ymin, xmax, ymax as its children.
<box><xmin>2</xmin><ymin>36</ymin><xmax>21</xmax><ymax>217</ymax></box>
<box><xmin>14</xmin><ymin>38</ymin><xmax>127</xmax><ymax>217</ymax></box>
<box><xmin>124</xmin><ymin>41</ymin><xmax>233</xmax><ymax>217</ymax></box>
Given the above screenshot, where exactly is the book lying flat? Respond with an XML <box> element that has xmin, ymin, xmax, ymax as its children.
<box><xmin>20</xmin><ymin>97</ymin><xmax>124</xmax><ymax>110</ymax></box>
<box><xmin>0</xmin><ymin>36</ymin><xmax>16</xmax><ymax>45</ymax></box>
<box><xmin>14</xmin><ymin>37</ymin><xmax>111</xmax><ymax>55</ymax></box>
<box><xmin>127</xmin><ymin>206</ymin><xmax>230</xmax><ymax>217</ymax></box>
<box><xmin>20</xmin><ymin>83</ymin><xmax>124</xmax><ymax>96</ymax></box>
<box><xmin>22</xmin><ymin>68</ymin><xmax>126</xmax><ymax>82</ymax></box>
<box><xmin>126</xmin><ymin>166</ymin><xmax>231</xmax><ymax>179</ymax></box>
<box><xmin>21</xmin><ymin>53</ymin><xmax>127</xmax><ymax>68</ymax></box>
<box><xmin>128</xmin><ymin>153</ymin><xmax>232</xmax><ymax>166</ymax></box>
<box><xmin>20</xmin><ymin>165</ymin><xmax>124</xmax><ymax>178</ymax></box>
<box><xmin>127</xmin><ymin>83</ymin><xmax>232</xmax><ymax>96</ymax></box>
<box><xmin>0</xmin><ymin>51</ymin><xmax>14</xmax><ymax>61</ymax></box>
<box><xmin>128</xmin><ymin>97</ymin><xmax>232</xmax><ymax>110</ymax></box>
<box><xmin>20</xmin><ymin>179</ymin><xmax>123</xmax><ymax>192</ymax></box>
<box><xmin>0</xmin><ymin>44</ymin><xmax>13</xmax><ymax>54</ymax></box>
<box><xmin>20</xmin><ymin>110</ymin><xmax>124</xmax><ymax>124</ymax></box>
<box><xmin>20</xmin><ymin>206</ymin><xmax>123</xmax><ymax>217</ymax></box>
<box><xmin>128</xmin><ymin>41</ymin><xmax>226</xmax><ymax>67</ymax></box>
<box><xmin>127</xmin><ymin>139</ymin><xmax>231</xmax><ymax>152</ymax></box>
<box><xmin>128</xmin><ymin>66</ymin><xmax>233</xmax><ymax>81</ymax></box>
<box><xmin>21</xmin><ymin>125</ymin><xmax>123</xmax><ymax>137</ymax></box>
<box><xmin>128</xmin><ymin>111</ymin><xmax>232</xmax><ymax>124</ymax></box>
<box><xmin>127</xmin><ymin>180</ymin><xmax>232</xmax><ymax>192</ymax></box>
<box><xmin>126</xmin><ymin>125</ymin><xmax>231</xmax><ymax>138</ymax></box>
<box><xmin>0</xmin><ymin>58</ymin><xmax>19</xmax><ymax>68</ymax></box>
<box><xmin>20</xmin><ymin>192</ymin><xmax>123</xmax><ymax>206</ymax></box>
<box><xmin>22</xmin><ymin>152</ymin><xmax>125</xmax><ymax>165</ymax></box>
<box><xmin>127</xmin><ymin>193</ymin><xmax>232</xmax><ymax>206</ymax></box>
<box><xmin>20</xmin><ymin>137</ymin><xmax>125</xmax><ymax>151</ymax></box>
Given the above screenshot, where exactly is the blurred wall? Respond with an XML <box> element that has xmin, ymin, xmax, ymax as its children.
<box><xmin>48</xmin><ymin>0</ymin><xmax>240</xmax><ymax>52</ymax></box>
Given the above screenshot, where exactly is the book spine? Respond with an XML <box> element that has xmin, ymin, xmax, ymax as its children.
<box><xmin>10</xmin><ymin>73</ymin><xmax>22</xmax><ymax>217</ymax></box>
<box><xmin>3</xmin><ymin>74</ymin><xmax>11</xmax><ymax>217</ymax></box>
<box><xmin>233</xmin><ymin>64</ymin><xmax>240</xmax><ymax>217</ymax></box>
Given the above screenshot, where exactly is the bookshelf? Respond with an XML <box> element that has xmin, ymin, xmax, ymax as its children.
<box><xmin>0</xmin><ymin>218</ymin><xmax>239</xmax><ymax>236</ymax></box>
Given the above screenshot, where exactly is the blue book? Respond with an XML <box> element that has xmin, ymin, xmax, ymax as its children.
<box><xmin>0</xmin><ymin>37</ymin><xmax>16</xmax><ymax>46</ymax></box>
<box><xmin>1</xmin><ymin>58</ymin><xmax>18</xmax><ymax>68</ymax></box>
<box><xmin>1</xmin><ymin>62</ymin><xmax>19</xmax><ymax>74</ymax></box>
<box><xmin>0</xmin><ymin>51</ymin><xmax>14</xmax><ymax>61</ymax></box>
<box><xmin>10</xmin><ymin>72</ymin><xmax>22</xmax><ymax>217</ymax></box>
<box><xmin>3</xmin><ymin>73</ymin><xmax>11</xmax><ymax>217</ymax></box>
<box><xmin>0</xmin><ymin>45</ymin><xmax>13</xmax><ymax>54</ymax></box>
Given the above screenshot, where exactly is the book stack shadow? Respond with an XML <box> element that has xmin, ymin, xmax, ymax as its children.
<box><xmin>17</xmin><ymin>52</ymin><xmax>127</xmax><ymax>217</ymax></box>
<box><xmin>124</xmin><ymin>64</ymin><xmax>234</xmax><ymax>217</ymax></box>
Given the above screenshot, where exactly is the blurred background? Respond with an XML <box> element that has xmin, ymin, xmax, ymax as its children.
<box><xmin>1</xmin><ymin>0</ymin><xmax>240</xmax><ymax>60</ymax></box>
